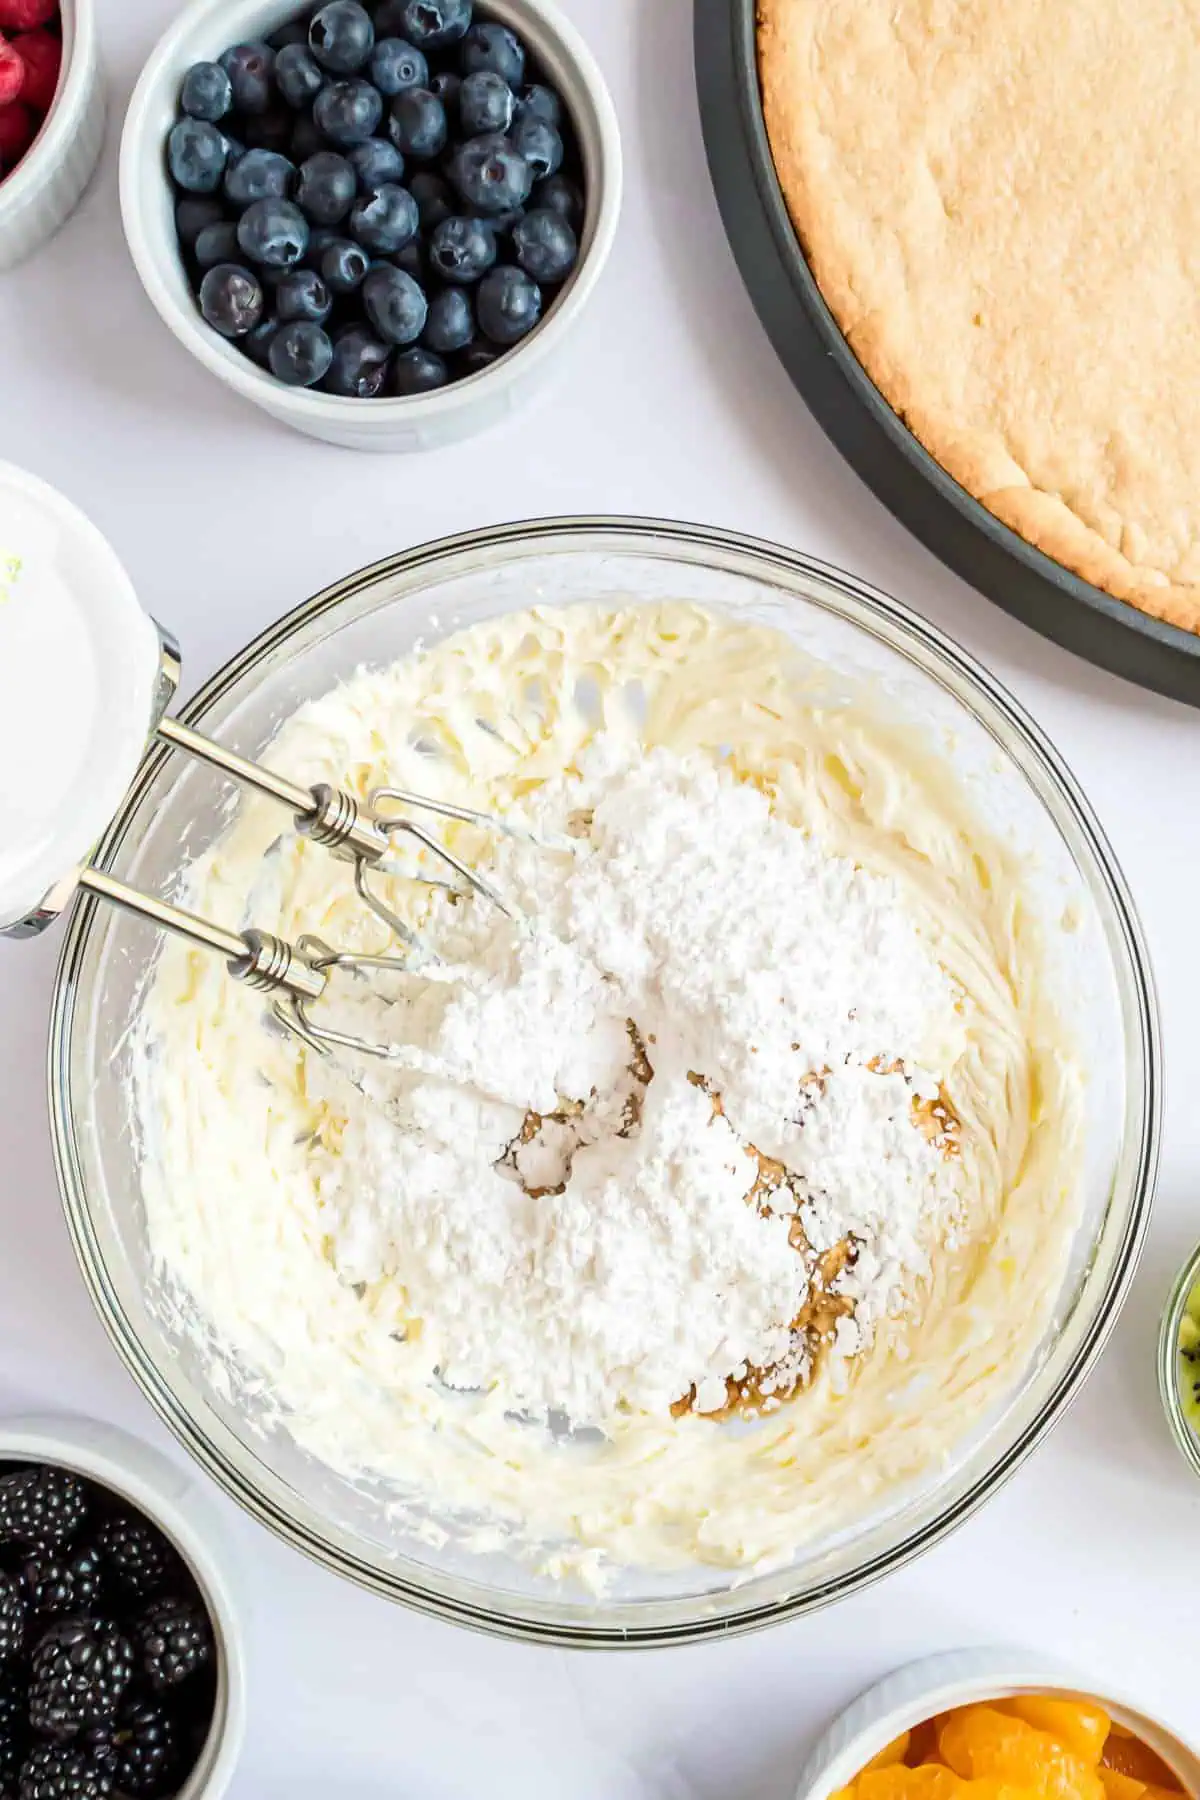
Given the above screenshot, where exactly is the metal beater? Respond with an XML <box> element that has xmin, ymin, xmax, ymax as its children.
<box><xmin>0</xmin><ymin>465</ymin><xmax>509</xmax><ymax>1063</ymax></box>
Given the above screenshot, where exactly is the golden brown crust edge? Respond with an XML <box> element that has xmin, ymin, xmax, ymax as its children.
<box><xmin>755</xmin><ymin>0</ymin><xmax>1200</xmax><ymax>639</ymax></box>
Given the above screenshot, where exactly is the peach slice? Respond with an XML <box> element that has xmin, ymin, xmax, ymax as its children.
<box><xmin>864</xmin><ymin>1735</ymin><xmax>914</xmax><ymax>1775</ymax></box>
<box><xmin>1101</xmin><ymin>1737</ymin><xmax>1182</xmax><ymax>1792</ymax></box>
<box><xmin>997</xmin><ymin>1700</ymin><xmax>1111</xmax><ymax>1764</ymax></box>
<box><xmin>937</xmin><ymin>1707</ymin><xmax>1104</xmax><ymax>1800</ymax></box>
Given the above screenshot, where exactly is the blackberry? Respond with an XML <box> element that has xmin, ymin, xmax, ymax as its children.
<box><xmin>0</xmin><ymin>1470</ymin><xmax>88</xmax><ymax>1553</ymax></box>
<box><xmin>134</xmin><ymin>1599</ymin><xmax>212</xmax><ymax>1694</ymax></box>
<box><xmin>1</xmin><ymin>1685</ymin><xmax>25</xmax><ymax>1796</ymax></box>
<box><xmin>28</xmin><ymin>1619</ymin><xmax>133</xmax><ymax>1738</ymax></box>
<box><xmin>0</xmin><ymin>1574</ymin><xmax>25</xmax><ymax>1670</ymax></box>
<box><xmin>21</xmin><ymin>1546</ymin><xmax>104</xmax><ymax>1621</ymax></box>
<box><xmin>86</xmin><ymin>1699</ymin><xmax>177</xmax><ymax>1800</ymax></box>
<box><xmin>92</xmin><ymin>1519</ymin><xmax>175</xmax><ymax>1605</ymax></box>
<box><xmin>17</xmin><ymin>1744</ymin><xmax>113</xmax><ymax>1800</ymax></box>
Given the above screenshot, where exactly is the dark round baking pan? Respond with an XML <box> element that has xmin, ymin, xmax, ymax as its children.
<box><xmin>694</xmin><ymin>0</ymin><xmax>1200</xmax><ymax>706</ymax></box>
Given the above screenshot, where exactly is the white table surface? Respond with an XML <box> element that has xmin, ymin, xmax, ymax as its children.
<box><xmin>3</xmin><ymin>1</ymin><xmax>1200</xmax><ymax>1792</ymax></box>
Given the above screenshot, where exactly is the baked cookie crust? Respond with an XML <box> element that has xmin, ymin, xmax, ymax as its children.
<box><xmin>758</xmin><ymin>0</ymin><xmax>1200</xmax><ymax>634</ymax></box>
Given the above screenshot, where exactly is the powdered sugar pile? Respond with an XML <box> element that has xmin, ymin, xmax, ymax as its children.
<box><xmin>310</xmin><ymin>737</ymin><xmax>967</xmax><ymax>1429</ymax></box>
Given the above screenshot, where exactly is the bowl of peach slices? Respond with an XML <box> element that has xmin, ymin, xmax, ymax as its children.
<box><xmin>798</xmin><ymin>1652</ymin><xmax>1198</xmax><ymax>1800</ymax></box>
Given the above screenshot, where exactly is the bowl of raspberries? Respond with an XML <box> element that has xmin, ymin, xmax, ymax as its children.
<box><xmin>0</xmin><ymin>1418</ymin><xmax>244</xmax><ymax>1800</ymax></box>
<box><xmin>0</xmin><ymin>0</ymin><xmax>104</xmax><ymax>271</ymax></box>
<box><xmin>120</xmin><ymin>0</ymin><xmax>621</xmax><ymax>451</ymax></box>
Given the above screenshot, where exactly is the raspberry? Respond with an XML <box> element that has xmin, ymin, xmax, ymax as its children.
<box><xmin>0</xmin><ymin>0</ymin><xmax>57</xmax><ymax>31</ymax></box>
<box><xmin>0</xmin><ymin>35</ymin><xmax>25</xmax><ymax>106</ymax></box>
<box><xmin>0</xmin><ymin>97</ymin><xmax>34</xmax><ymax>166</ymax></box>
<box><xmin>13</xmin><ymin>28</ymin><xmax>58</xmax><ymax>112</ymax></box>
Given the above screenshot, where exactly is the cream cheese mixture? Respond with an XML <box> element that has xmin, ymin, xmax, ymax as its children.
<box><xmin>134</xmin><ymin>602</ymin><xmax>1083</xmax><ymax>1580</ymax></box>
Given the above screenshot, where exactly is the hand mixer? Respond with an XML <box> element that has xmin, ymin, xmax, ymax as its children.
<box><xmin>0</xmin><ymin>462</ymin><xmax>509</xmax><ymax>1062</ymax></box>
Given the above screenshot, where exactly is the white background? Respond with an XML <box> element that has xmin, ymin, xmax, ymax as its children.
<box><xmin>3</xmin><ymin>1</ymin><xmax>1200</xmax><ymax>1793</ymax></box>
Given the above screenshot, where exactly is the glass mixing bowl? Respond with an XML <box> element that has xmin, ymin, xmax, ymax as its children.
<box><xmin>48</xmin><ymin>518</ymin><xmax>1159</xmax><ymax>1646</ymax></box>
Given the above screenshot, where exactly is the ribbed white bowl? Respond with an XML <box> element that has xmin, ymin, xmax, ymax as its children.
<box><xmin>120</xmin><ymin>0</ymin><xmax>622</xmax><ymax>451</ymax></box>
<box><xmin>1</xmin><ymin>1415</ymin><xmax>247</xmax><ymax>1799</ymax></box>
<box><xmin>0</xmin><ymin>0</ymin><xmax>106</xmax><ymax>271</ymax></box>
<box><xmin>795</xmin><ymin>1649</ymin><xmax>1200</xmax><ymax>1800</ymax></box>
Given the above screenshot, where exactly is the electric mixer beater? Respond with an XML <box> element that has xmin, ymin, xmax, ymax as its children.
<box><xmin>0</xmin><ymin>463</ymin><xmax>510</xmax><ymax>1061</ymax></box>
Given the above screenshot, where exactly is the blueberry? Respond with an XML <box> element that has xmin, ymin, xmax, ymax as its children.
<box><xmin>313</xmin><ymin>79</ymin><xmax>383</xmax><ymax>143</ymax></box>
<box><xmin>458</xmin><ymin>69</ymin><xmax>513</xmax><ymax>135</ymax></box>
<box><xmin>370</xmin><ymin>37</ymin><xmax>428</xmax><ymax>95</ymax></box>
<box><xmin>509</xmin><ymin>115</ymin><xmax>561</xmax><ymax>180</ymax></box>
<box><xmin>349</xmin><ymin>181</ymin><xmax>419</xmax><ymax>252</ymax></box>
<box><xmin>306</xmin><ymin>225</ymin><xmax>341</xmax><ymax>263</ymax></box>
<box><xmin>244</xmin><ymin>105</ymin><xmax>296</xmax><ymax>152</ymax></box>
<box><xmin>296</xmin><ymin>150</ymin><xmax>357</xmax><ymax>222</ymax></box>
<box><xmin>198</xmin><ymin>262</ymin><xmax>264</xmax><ymax>336</ymax></box>
<box><xmin>291</xmin><ymin>110</ymin><xmax>325</xmax><ymax>161</ymax></box>
<box><xmin>168</xmin><ymin>119</ymin><xmax>228</xmax><ymax>193</ymax></box>
<box><xmin>275</xmin><ymin>43</ymin><xmax>326</xmax><ymax>108</ymax></box>
<box><xmin>218</xmin><ymin>42</ymin><xmax>276</xmax><ymax>115</ymax></box>
<box><xmin>511</xmin><ymin>207</ymin><xmax>576</xmax><ymax>282</ymax></box>
<box><xmin>391</xmin><ymin>345</ymin><xmax>448</xmax><ymax>392</ymax></box>
<box><xmin>193</xmin><ymin>219</ymin><xmax>242</xmax><ymax>269</ymax></box>
<box><xmin>387</xmin><ymin>88</ymin><xmax>447</xmax><ymax>159</ymax></box>
<box><xmin>269</xmin><ymin>20</ymin><xmax>311</xmax><ymax>50</ymax></box>
<box><xmin>320</xmin><ymin>236</ymin><xmax>371</xmax><ymax>292</ymax></box>
<box><xmin>429</xmin><ymin>70</ymin><xmax>460</xmax><ymax>107</ymax></box>
<box><xmin>393</xmin><ymin>239</ymin><xmax>429</xmax><ymax>282</ymax></box>
<box><xmin>386</xmin><ymin>0</ymin><xmax>472</xmax><ymax>50</ymax></box>
<box><xmin>362</xmin><ymin>263</ymin><xmax>428</xmax><ymax>343</ymax></box>
<box><xmin>429</xmin><ymin>213</ymin><xmax>495</xmax><ymax>282</ymax></box>
<box><xmin>476</xmin><ymin>262</ymin><xmax>540</xmax><ymax>344</ymax></box>
<box><xmin>225</xmin><ymin>147</ymin><xmax>295</xmax><ymax>205</ymax></box>
<box><xmin>242</xmin><ymin>318</ymin><xmax>279</xmax><ymax>364</ymax></box>
<box><xmin>456</xmin><ymin>338</ymin><xmax>499</xmax><ymax>375</ymax></box>
<box><xmin>422</xmin><ymin>283</ymin><xmax>473</xmax><ymax>351</ymax></box>
<box><xmin>269</xmin><ymin>320</ymin><xmax>335</xmax><ymax>385</ymax></box>
<box><xmin>274</xmin><ymin>266</ymin><xmax>333</xmax><ymax>322</ymax></box>
<box><xmin>371</xmin><ymin>0</ymin><xmax>408</xmax><ymax>30</ymax></box>
<box><xmin>534</xmin><ymin>172</ymin><xmax>582</xmax><ymax>226</ymax></box>
<box><xmin>237</xmin><ymin>197</ymin><xmax>310</xmax><ymax>267</ymax></box>
<box><xmin>348</xmin><ymin>137</ymin><xmax>406</xmax><ymax>191</ymax></box>
<box><xmin>485</xmin><ymin>202</ymin><xmax>524</xmax><ymax>236</ymax></box>
<box><xmin>460</xmin><ymin>21</ymin><xmax>524</xmax><ymax>86</ymax></box>
<box><xmin>446</xmin><ymin>132</ymin><xmax>531</xmax><ymax>215</ymax></box>
<box><xmin>408</xmin><ymin>169</ymin><xmax>452</xmax><ymax>229</ymax></box>
<box><xmin>322</xmin><ymin>324</ymin><xmax>391</xmax><ymax>394</ymax></box>
<box><xmin>515</xmin><ymin>83</ymin><xmax>561</xmax><ymax>128</ymax></box>
<box><xmin>181</xmin><ymin>61</ymin><xmax>232</xmax><ymax>122</ymax></box>
<box><xmin>309</xmin><ymin>1</ymin><xmax>374</xmax><ymax>73</ymax></box>
<box><xmin>175</xmin><ymin>195</ymin><xmax>225</xmax><ymax>248</ymax></box>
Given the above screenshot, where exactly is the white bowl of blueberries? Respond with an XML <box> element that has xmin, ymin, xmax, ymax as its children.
<box><xmin>120</xmin><ymin>0</ymin><xmax>621</xmax><ymax>450</ymax></box>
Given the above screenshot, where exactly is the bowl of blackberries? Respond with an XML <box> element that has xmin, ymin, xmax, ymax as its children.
<box><xmin>120</xmin><ymin>0</ymin><xmax>621</xmax><ymax>450</ymax></box>
<box><xmin>0</xmin><ymin>1420</ymin><xmax>243</xmax><ymax>1800</ymax></box>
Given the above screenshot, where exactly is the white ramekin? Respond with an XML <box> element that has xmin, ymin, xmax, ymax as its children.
<box><xmin>1</xmin><ymin>1414</ymin><xmax>246</xmax><ymax>1800</ymax></box>
<box><xmin>0</xmin><ymin>0</ymin><xmax>106</xmax><ymax>272</ymax></box>
<box><xmin>795</xmin><ymin>1649</ymin><xmax>1200</xmax><ymax>1800</ymax></box>
<box><xmin>119</xmin><ymin>0</ymin><xmax>622</xmax><ymax>452</ymax></box>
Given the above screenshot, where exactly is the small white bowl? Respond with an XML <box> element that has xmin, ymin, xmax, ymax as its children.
<box><xmin>0</xmin><ymin>0</ymin><xmax>106</xmax><ymax>272</ymax></box>
<box><xmin>119</xmin><ymin>0</ymin><xmax>622</xmax><ymax>452</ymax></box>
<box><xmin>1</xmin><ymin>1414</ymin><xmax>246</xmax><ymax>1799</ymax></box>
<box><xmin>795</xmin><ymin>1649</ymin><xmax>1200</xmax><ymax>1800</ymax></box>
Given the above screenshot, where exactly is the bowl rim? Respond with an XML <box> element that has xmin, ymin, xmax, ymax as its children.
<box><xmin>47</xmin><ymin>515</ymin><xmax>1162</xmax><ymax>1647</ymax></box>
<box><xmin>792</xmin><ymin>1648</ymin><xmax>1200</xmax><ymax>1800</ymax></box>
<box><xmin>0</xmin><ymin>1413</ymin><xmax>247</xmax><ymax>1799</ymax></box>
<box><xmin>0</xmin><ymin>0</ymin><xmax>94</xmax><ymax>222</ymax></box>
<box><xmin>117</xmin><ymin>0</ymin><xmax>623</xmax><ymax>424</ymax></box>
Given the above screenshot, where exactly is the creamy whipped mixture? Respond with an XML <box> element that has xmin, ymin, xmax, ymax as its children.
<box><xmin>134</xmin><ymin>602</ymin><xmax>1083</xmax><ymax>1580</ymax></box>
